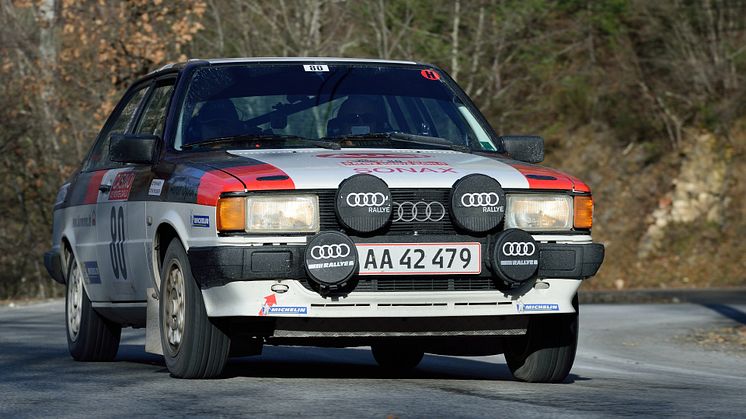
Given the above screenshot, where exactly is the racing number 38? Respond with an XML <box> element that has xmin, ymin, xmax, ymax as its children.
<box><xmin>109</xmin><ymin>206</ymin><xmax>127</xmax><ymax>279</ymax></box>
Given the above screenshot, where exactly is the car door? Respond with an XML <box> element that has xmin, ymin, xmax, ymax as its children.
<box><xmin>95</xmin><ymin>78</ymin><xmax>176</xmax><ymax>301</ymax></box>
<box><xmin>74</xmin><ymin>84</ymin><xmax>148</xmax><ymax>302</ymax></box>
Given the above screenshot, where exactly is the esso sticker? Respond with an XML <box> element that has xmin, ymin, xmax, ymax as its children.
<box><xmin>420</xmin><ymin>69</ymin><xmax>440</xmax><ymax>80</ymax></box>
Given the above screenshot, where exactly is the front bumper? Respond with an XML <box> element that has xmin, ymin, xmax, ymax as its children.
<box><xmin>201</xmin><ymin>277</ymin><xmax>583</xmax><ymax>318</ymax></box>
<box><xmin>189</xmin><ymin>241</ymin><xmax>605</xmax><ymax>289</ymax></box>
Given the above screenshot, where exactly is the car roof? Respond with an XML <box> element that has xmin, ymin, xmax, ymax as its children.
<box><xmin>151</xmin><ymin>57</ymin><xmax>425</xmax><ymax>74</ymax></box>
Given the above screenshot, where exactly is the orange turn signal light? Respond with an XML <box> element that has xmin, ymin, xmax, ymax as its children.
<box><xmin>574</xmin><ymin>196</ymin><xmax>593</xmax><ymax>229</ymax></box>
<box><xmin>217</xmin><ymin>197</ymin><xmax>246</xmax><ymax>232</ymax></box>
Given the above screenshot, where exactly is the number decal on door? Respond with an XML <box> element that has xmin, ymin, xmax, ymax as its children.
<box><xmin>109</xmin><ymin>206</ymin><xmax>127</xmax><ymax>280</ymax></box>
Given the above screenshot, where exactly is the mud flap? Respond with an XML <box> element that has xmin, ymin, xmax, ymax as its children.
<box><xmin>145</xmin><ymin>288</ymin><xmax>163</xmax><ymax>355</ymax></box>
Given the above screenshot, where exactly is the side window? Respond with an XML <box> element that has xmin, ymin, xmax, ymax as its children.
<box><xmin>136</xmin><ymin>81</ymin><xmax>175</xmax><ymax>136</ymax></box>
<box><xmin>84</xmin><ymin>87</ymin><xmax>148</xmax><ymax>171</ymax></box>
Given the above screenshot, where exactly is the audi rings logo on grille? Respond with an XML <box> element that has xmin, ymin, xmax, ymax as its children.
<box><xmin>393</xmin><ymin>201</ymin><xmax>446</xmax><ymax>222</ymax></box>
<box><xmin>460</xmin><ymin>192</ymin><xmax>500</xmax><ymax>207</ymax></box>
<box><xmin>502</xmin><ymin>242</ymin><xmax>536</xmax><ymax>257</ymax></box>
<box><xmin>310</xmin><ymin>244</ymin><xmax>351</xmax><ymax>260</ymax></box>
<box><xmin>345</xmin><ymin>192</ymin><xmax>389</xmax><ymax>207</ymax></box>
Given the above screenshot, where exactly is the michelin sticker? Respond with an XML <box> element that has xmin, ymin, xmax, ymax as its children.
<box><xmin>84</xmin><ymin>261</ymin><xmax>101</xmax><ymax>284</ymax></box>
<box><xmin>191</xmin><ymin>215</ymin><xmax>210</xmax><ymax>228</ymax></box>
<box><xmin>516</xmin><ymin>303</ymin><xmax>560</xmax><ymax>313</ymax></box>
<box><xmin>148</xmin><ymin>179</ymin><xmax>165</xmax><ymax>196</ymax></box>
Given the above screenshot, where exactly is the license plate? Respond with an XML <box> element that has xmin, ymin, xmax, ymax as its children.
<box><xmin>356</xmin><ymin>242</ymin><xmax>481</xmax><ymax>275</ymax></box>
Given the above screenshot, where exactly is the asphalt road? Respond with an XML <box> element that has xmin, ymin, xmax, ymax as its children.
<box><xmin>1</xmin><ymin>300</ymin><xmax>745</xmax><ymax>418</ymax></box>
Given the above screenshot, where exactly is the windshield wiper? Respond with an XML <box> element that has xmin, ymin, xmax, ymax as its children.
<box><xmin>182</xmin><ymin>134</ymin><xmax>340</xmax><ymax>150</ymax></box>
<box><xmin>322</xmin><ymin>132</ymin><xmax>471</xmax><ymax>153</ymax></box>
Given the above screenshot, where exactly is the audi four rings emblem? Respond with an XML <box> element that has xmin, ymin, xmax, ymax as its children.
<box><xmin>346</xmin><ymin>192</ymin><xmax>389</xmax><ymax>207</ymax></box>
<box><xmin>310</xmin><ymin>244</ymin><xmax>351</xmax><ymax>259</ymax></box>
<box><xmin>393</xmin><ymin>201</ymin><xmax>446</xmax><ymax>222</ymax></box>
<box><xmin>502</xmin><ymin>242</ymin><xmax>536</xmax><ymax>256</ymax></box>
<box><xmin>460</xmin><ymin>192</ymin><xmax>500</xmax><ymax>207</ymax></box>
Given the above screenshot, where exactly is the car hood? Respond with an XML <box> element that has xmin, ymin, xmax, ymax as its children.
<box><xmin>216</xmin><ymin>148</ymin><xmax>588</xmax><ymax>191</ymax></box>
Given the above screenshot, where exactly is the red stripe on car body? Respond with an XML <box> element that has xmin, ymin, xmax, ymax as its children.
<box><xmin>508</xmin><ymin>163</ymin><xmax>584</xmax><ymax>191</ymax></box>
<box><xmin>197</xmin><ymin>164</ymin><xmax>295</xmax><ymax>206</ymax></box>
<box><xmin>84</xmin><ymin>170</ymin><xmax>108</xmax><ymax>204</ymax></box>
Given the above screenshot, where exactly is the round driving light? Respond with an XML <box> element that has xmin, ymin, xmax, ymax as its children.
<box><xmin>492</xmin><ymin>229</ymin><xmax>539</xmax><ymax>286</ymax></box>
<box><xmin>335</xmin><ymin>174</ymin><xmax>392</xmax><ymax>233</ymax></box>
<box><xmin>450</xmin><ymin>174</ymin><xmax>506</xmax><ymax>233</ymax></box>
<box><xmin>304</xmin><ymin>231</ymin><xmax>358</xmax><ymax>292</ymax></box>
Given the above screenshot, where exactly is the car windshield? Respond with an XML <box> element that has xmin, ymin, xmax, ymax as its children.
<box><xmin>174</xmin><ymin>63</ymin><xmax>498</xmax><ymax>151</ymax></box>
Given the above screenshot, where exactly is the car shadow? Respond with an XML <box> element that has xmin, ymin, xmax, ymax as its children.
<box><xmin>115</xmin><ymin>344</ymin><xmax>590</xmax><ymax>383</ymax></box>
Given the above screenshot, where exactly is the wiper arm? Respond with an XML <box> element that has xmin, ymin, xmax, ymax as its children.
<box><xmin>322</xmin><ymin>132</ymin><xmax>471</xmax><ymax>153</ymax></box>
<box><xmin>182</xmin><ymin>134</ymin><xmax>340</xmax><ymax>150</ymax></box>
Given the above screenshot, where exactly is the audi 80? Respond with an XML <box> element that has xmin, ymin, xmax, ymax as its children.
<box><xmin>45</xmin><ymin>58</ymin><xmax>604</xmax><ymax>381</ymax></box>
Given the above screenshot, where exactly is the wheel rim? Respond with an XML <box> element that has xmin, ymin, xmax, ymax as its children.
<box><xmin>164</xmin><ymin>260</ymin><xmax>186</xmax><ymax>352</ymax></box>
<box><xmin>66</xmin><ymin>261</ymin><xmax>84</xmax><ymax>341</ymax></box>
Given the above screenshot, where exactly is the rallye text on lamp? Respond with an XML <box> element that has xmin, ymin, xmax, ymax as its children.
<box><xmin>45</xmin><ymin>58</ymin><xmax>604</xmax><ymax>381</ymax></box>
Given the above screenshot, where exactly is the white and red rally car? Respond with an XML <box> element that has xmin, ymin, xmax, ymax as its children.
<box><xmin>45</xmin><ymin>58</ymin><xmax>604</xmax><ymax>381</ymax></box>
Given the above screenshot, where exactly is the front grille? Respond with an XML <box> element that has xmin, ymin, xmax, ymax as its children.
<box><xmin>300</xmin><ymin>277</ymin><xmax>498</xmax><ymax>292</ymax></box>
<box><xmin>318</xmin><ymin>188</ymin><xmax>457</xmax><ymax>235</ymax></box>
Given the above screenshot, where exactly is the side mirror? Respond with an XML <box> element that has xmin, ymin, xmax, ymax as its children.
<box><xmin>109</xmin><ymin>133</ymin><xmax>158</xmax><ymax>164</ymax></box>
<box><xmin>500</xmin><ymin>135</ymin><xmax>544</xmax><ymax>163</ymax></box>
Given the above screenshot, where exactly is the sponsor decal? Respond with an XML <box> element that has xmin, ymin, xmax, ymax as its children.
<box><xmin>345</xmin><ymin>192</ymin><xmax>390</xmax><ymax>214</ymax></box>
<box><xmin>502</xmin><ymin>242</ymin><xmax>536</xmax><ymax>257</ymax></box>
<box><xmin>268</xmin><ymin>306</ymin><xmax>308</xmax><ymax>314</ymax></box>
<box><xmin>303</xmin><ymin>64</ymin><xmax>329</xmax><ymax>72</ymax></box>
<box><xmin>307</xmin><ymin>260</ymin><xmax>355</xmax><ymax>270</ymax></box>
<box><xmin>148</xmin><ymin>179</ymin><xmax>165</xmax><ymax>196</ymax></box>
<box><xmin>73</xmin><ymin>211</ymin><xmax>96</xmax><ymax>228</ymax></box>
<box><xmin>84</xmin><ymin>261</ymin><xmax>101</xmax><ymax>284</ymax></box>
<box><xmin>317</xmin><ymin>153</ymin><xmax>429</xmax><ymax>159</ymax></box>
<box><xmin>393</xmin><ymin>201</ymin><xmax>446</xmax><ymax>222</ymax></box>
<box><xmin>191</xmin><ymin>215</ymin><xmax>210</xmax><ymax>228</ymax></box>
<box><xmin>516</xmin><ymin>303</ymin><xmax>560</xmax><ymax>313</ymax></box>
<box><xmin>108</xmin><ymin>172</ymin><xmax>136</xmax><ymax>201</ymax></box>
<box><xmin>310</xmin><ymin>244</ymin><xmax>351</xmax><ymax>260</ymax></box>
<box><xmin>339</xmin><ymin>159</ymin><xmax>448</xmax><ymax>167</ymax></box>
<box><xmin>258</xmin><ymin>294</ymin><xmax>308</xmax><ymax>316</ymax></box>
<box><xmin>461</xmin><ymin>192</ymin><xmax>500</xmax><ymax>207</ymax></box>
<box><xmin>420</xmin><ymin>69</ymin><xmax>441</xmax><ymax>80</ymax></box>
<box><xmin>353</xmin><ymin>167</ymin><xmax>457</xmax><ymax>174</ymax></box>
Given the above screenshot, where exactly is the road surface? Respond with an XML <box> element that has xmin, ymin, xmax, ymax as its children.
<box><xmin>1</xmin><ymin>300</ymin><xmax>744</xmax><ymax>418</ymax></box>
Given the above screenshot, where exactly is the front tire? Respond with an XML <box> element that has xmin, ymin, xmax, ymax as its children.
<box><xmin>65</xmin><ymin>254</ymin><xmax>121</xmax><ymax>361</ymax></box>
<box><xmin>159</xmin><ymin>239</ymin><xmax>230</xmax><ymax>379</ymax></box>
<box><xmin>371</xmin><ymin>343</ymin><xmax>424</xmax><ymax>370</ymax></box>
<box><xmin>504</xmin><ymin>296</ymin><xmax>579</xmax><ymax>383</ymax></box>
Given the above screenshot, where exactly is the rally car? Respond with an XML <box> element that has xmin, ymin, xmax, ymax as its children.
<box><xmin>45</xmin><ymin>58</ymin><xmax>604</xmax><ymax>381</ymax></box>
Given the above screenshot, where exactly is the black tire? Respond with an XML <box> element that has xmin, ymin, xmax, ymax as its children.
<box><xmin>504</xmin><ymin>296</ymin><xmax>579</xmax><ymax>383</ymax></box>
<box><xmin>159</xmin><ymin>239</ymin><xmax>230</xmax><ymax>379</ymax></box>
<box><xmin>371</xmin><ymin>343</ymin><xmax>424</xmax><ymax>370</ymax></box>
<box><xmin>65</xmin><ymin>254</ymin><xmax>121</xmax><ymax>361</ymax></box>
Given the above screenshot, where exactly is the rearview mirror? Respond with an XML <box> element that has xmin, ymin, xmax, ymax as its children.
<box><xmin>109</xmin><ymin>133</ymin><xmax>158</xmax><ymax>164</ymax></box>
<box><xmin>500</xmin><ymin>135</ymin><xmax>544</xmax><ymax>163</ymax></box>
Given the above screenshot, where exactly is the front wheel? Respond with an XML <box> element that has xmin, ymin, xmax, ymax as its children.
<box><xmin>504</xmin><ymin>297</ymin><xmax>579</xmax><ymax>383</ymax></box>
<box><xmin>159</xmin><ymin>239</ymin><xmax>230</xmax><ymax>379</ymax></box>
<box><xmin>65</xmin><ymin>254</ymin><xmax>121</xmax><ymax>361</ymax></box>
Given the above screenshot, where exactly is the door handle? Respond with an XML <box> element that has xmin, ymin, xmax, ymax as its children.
<box><xmin>99</xmin><ymin>184</ymin><xmax>111</xmax><ymax>193</ymax></box>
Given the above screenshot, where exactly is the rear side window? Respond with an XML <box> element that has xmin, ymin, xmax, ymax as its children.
<box><xmin>84</xmin><ymin>87</ymin><xmax>148</xmax><ymax>171</ymax></box>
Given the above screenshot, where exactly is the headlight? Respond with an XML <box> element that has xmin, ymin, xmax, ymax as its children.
<box><xmin>245</xmin><ymin>195</ymin><xmax>319</xmax><ymax>233</ymax></box>
<box><xmin>505</xmin><ymin>194</ymin><xmax>573</xmax><ymax>231</ymax></box>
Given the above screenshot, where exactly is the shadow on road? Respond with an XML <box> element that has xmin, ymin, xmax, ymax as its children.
<box><xmin>114</xmin><ymin>344</ymin><xmax>589</xmax><ymax>383</ymax></box>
